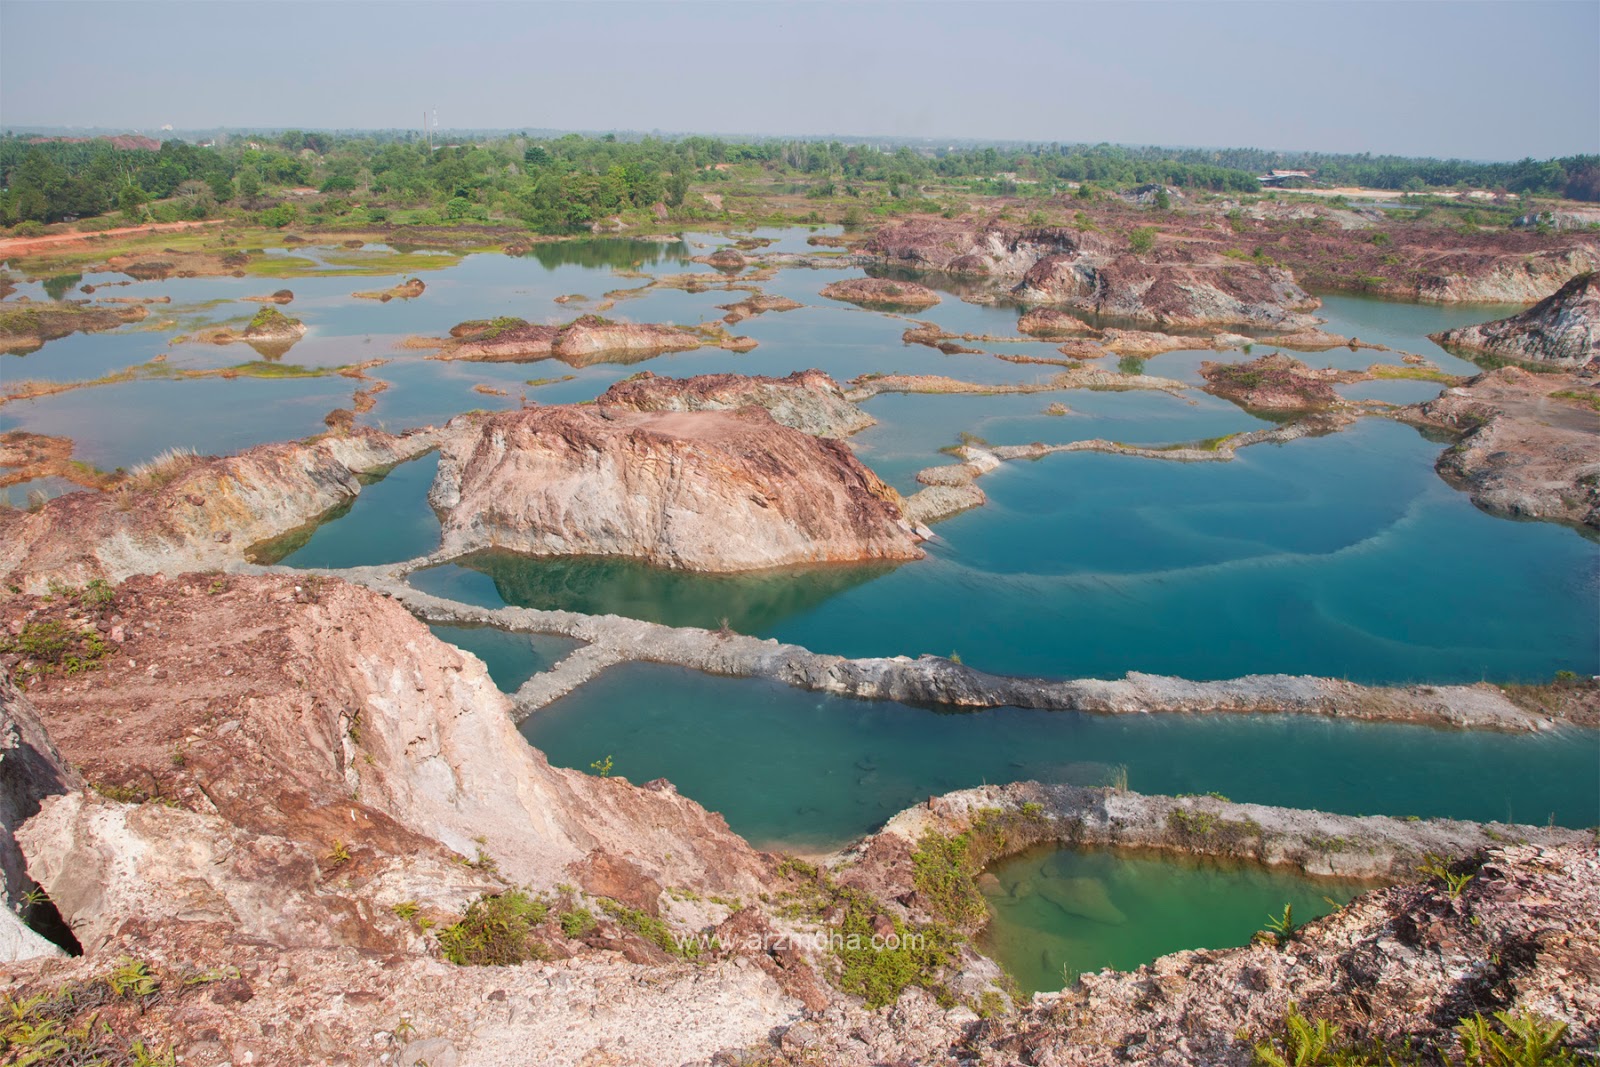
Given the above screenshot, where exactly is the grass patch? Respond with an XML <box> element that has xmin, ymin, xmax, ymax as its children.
<box><xmin>437</xmin><ymin>890</ymin><xmax>550</xmax><ymax>966</ymax></box>
<box><xmin>597</xmin><ymin>898</ymin><xmax>699</xmax><ymax>959</ymax></box>
<box><xmin>0</xmin><ymin>620</ymin><xmax>112</xmax><ymax>680</ymax></box>
<box><xmin>1549</xmin><ymin>389</ymin><xmax>1600</xmax><ymax>413</ymax></box>
<box><xmin>1366</xmin><ymin>364</ymin><xmax>1459</xmax><ymax>382</ymax></box>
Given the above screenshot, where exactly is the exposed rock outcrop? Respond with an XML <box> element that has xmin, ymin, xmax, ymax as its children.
<box><xmin>0</xmin><ymin>427</ymin><xmax>441</xmax><ymax>591</ymax></box>
<box><xmin>430</xmin><ymin>404</ymin><xmax>924</xmax><ymax>570</ymax></box>
<box><xmin>863</xmin><ymin>216</ymin><xmax>1320</xmax><ymax>328</ymax></box>
<box><xmin>1200</xmin><ymin>352</ymin><xmax>1359</xmax><ymax>411</ymax></box>
<box><xmin>598</xmin><ymin>369</ymin><xmax>875</xmax><ymax>438</ymax></box>
<box><xmin>0</xmin><ymin>300</ymin><xmax>149</xmax><ymax>355</ymax></box>
<box><xmin>242</xmin><ymin>288</ymin><xmax>294</xmax><ymax>304</ymax></box>
<box><xmin>819</xmin><ymin>277</ymin><xmax>941</xmax><ymax>309</ymax></box>
<box><xmin>437</xmin><ymin>314</ymin><xmax>704</xmax><ymax>366</ymax></box>
<box><xmin>0</xmin><ymin>677</ymin><xmax>79</xmax><ymax>960</ymax></box>
<box><xmin>1016</xmin><ymin>307</ymin><xmax>1095</xmax><ymax>336</ymax></box>
<box><xmin>1400</xmin><ymin>366</ymin><xmax>1600</xmax><ymax>530</ymax></box>
<box><xmin>1015</xmin><ymin>251</ymin><xmax>1320</xmax><ymax>329</ymax></box>
<box><xmin>1431</xmin><ymin>271</ymin><xmax>1598</xmax><ymax>367</ymax></box>
<box><xmin>717</xmin><ymin>293</ymin><xmax>803</xmax><ymax>323</ymax></box>
<box><xmin>354</xmin><ymin>277</ymin><xmax>426</xmax><ymax>301</ymax></box>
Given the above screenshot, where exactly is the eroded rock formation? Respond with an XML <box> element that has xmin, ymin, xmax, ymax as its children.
<box><xmin>438</xmin><ymin>314</ymin><xmax>704</xmax><ymax>365</ymax></box>
<box><xmin>819</xmin><ymin>277</ymin><xmax>941</xmax><ymax>309</ymax></box>
<box><xmin>1200</xmin><ymin>352</ymin><xmax>1359</xmax><ymax>410</ymax></box>
<box><xmin>598</xmin><ymin>369</ymin><xmax>874</xmax><ymax>438</ymax></box>
<box><xmin>0</xmin><ymin>427</ymin><xmax>440</xmax><ymax>591</ymax></box>
<box><xmin>430</xmin><ymin>404</ymin><xmax>924</xmax><ymax>570</ymax></box>
<box><xmin>1431</xmin><ymin>271</ymin><xmax>1599</xmax><ymax>367</ymax></box>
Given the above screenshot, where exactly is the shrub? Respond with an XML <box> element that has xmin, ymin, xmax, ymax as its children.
<box><xmin>1128</xmin><ymin>226</ymin><xmax>1158</xmax><ymax>254</ymax></box>
<box><xmin>597</xmin><ymin>898</ymin><xmax>696</xmax><ymax>959</ymax></box>
<box><xmin>437</xmin><ymin>890</ymin><xmax>550</xmax><ymax>966</ymax></box>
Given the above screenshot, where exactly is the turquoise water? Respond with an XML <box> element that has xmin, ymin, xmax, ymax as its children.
<box><xmin>23</xmin><ymin>233</ymin><xmax>1579</xmax><ymax>683</ymax></box>
<box><xmin>981</xmin><ymin>848</ymin><xmax>1373</xmax><ymax>993</ymax></box>
<box><xmin>427</xmin><ymin>624</ymin><xmax>581</xmax><ymax>693</ymax></box>
<box><xmin>520</xmin><ymin>662</ymin><xmax>1600</xmax><ymax>850</ymax></box>
<box><xmin>268</xmin><ymin>453</ymin><xmax>442</xmax><ymax>568</ymax></box>
<box><xmin>413</xmin><ymin>417</ymin><xmax>1599</xmax><ymax>684</ymax></box>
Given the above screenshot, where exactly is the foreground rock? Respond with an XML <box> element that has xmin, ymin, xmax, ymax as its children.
<box><xmin>430</xmin><ymin>404</ymin><xmax>924</xmax><ymax>570</ymax></box>
<box><xmin>599</xmin><ymin>369</ymin><xmax>874</xmax><ymax>437</ymax></box>
<box><xmin>0</xmin><ymin>678</ymin><xmax>79</xmax><ymax>960</ymax></box>
<box><xmin>840</xmin><ymin>786</ymin><xmax>1598</xmax><ymax>1067</ymax></box>
<box><xmin>1200</xmin><ymin>352</ymin><xmax>1360</xmax><ymax>411</ymax></box>
<box><xmin>0</xmin><ymin>300</ymin><xmax>149</xmax><ymax>355</ymax></box>
<box><xmin>1401</xmin><ymin>366</ymin><xmax>1600</xmax><ymax>530</ymax></box>
<box><xmin>820</xmin><ymin>277</ymin><xmax>941</xmax><ymax>309</ymax></box>
<box><xmin>1431</xmin><ymin>271</ymin><xmax>1599</xmax><ymax>367</ymax></box>
<box><xmin>0</xmin><ymin>575</ymin><xmax>839</xmax><ymax>1063</ymax></box>
<box><xmin>437</xmin><ymin>314</ymin><xmax>704</xmax><ymax>365</ymax></box>
<box><xmin>0</xmin><ymin>427</ymin><xmax>440</xmax><ymax>591</ymax></box>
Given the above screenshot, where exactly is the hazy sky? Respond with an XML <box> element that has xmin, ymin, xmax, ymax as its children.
<box><xmin>3</xmin><ymin>1</ymin><xmax>1596</xmax><ymax>160</ymax></box>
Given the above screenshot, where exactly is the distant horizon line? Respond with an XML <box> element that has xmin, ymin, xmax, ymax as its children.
<box><xmin>3</xmin><ymin>124</ymin><xmax>1595</xmax><ymax>166</ymax></box>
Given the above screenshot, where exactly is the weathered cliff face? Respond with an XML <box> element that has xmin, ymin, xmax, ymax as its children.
<box><xmin>0</xmin><ymin>678</ymin><xmax>79</xmax><ymax>961</ymax></box>
<box><xmin>598</xmin><ymin>369</ymin><xmax>875</xmax><ymax>438</ymax></box>
<box><xmin>430</xmin><ymin>404</ymin><xmax>924</xmax><ymax>571</ymax></box>
<box><xmin>1431</xmin><ymin>271</ymin><xmax>1599</xmax><ymax>367</ymax></box>
<box><xmin>0</xmin><ymin>427</ymin><xmax>441</xmax><ymax>591</ymax></box>
<box><xmin>9</xmin><ymin>575</ymin><xmax>773</xmax><ymax>913</ymax></box>
<box><xmin>1415</xmin><ymin>246</ymin><xmax>1600</xmax><ymax>304</ymax></box>
<box><xmin>1</xmin><ymin>575</ymin><xmax>820</xmax><ymax>1064</ymax></box>
<box><xmin>439</xmin><ymin>314</ymin><xmax>704</xmax><ymax>365</ymax></box>
<box><xmin>819</xmin><ymin>277</ymin><xmax>942</xmax><ymax>309</ymax></box>
<box><xmin>1401</xmin><ymin>366</ymin><xmax>1600</xmax><ymax>530</ymax></box>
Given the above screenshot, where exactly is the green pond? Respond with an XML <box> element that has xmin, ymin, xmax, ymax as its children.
<box><xmin>980</xmin><ymin>847</ymin><xmax>1376</xmax><ymax>994</ymax></box>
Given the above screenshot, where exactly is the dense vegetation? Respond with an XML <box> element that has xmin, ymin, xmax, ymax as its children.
<box><xmin>2</xmin><ymin>129</ymin><xmax>1595</xmax><ymax>234</ymax></box>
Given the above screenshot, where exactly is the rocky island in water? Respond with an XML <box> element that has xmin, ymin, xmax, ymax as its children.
<box><xmin>0</xmin><ymin>72</ymin><xmax>1597</xmax><ymax>1067</ymax></box>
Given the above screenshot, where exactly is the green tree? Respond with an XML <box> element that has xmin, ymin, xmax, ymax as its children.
<box><xmin>118</xmin><ymin>184</ymin><xmax>147</xmax><ymax>221</ymax></box>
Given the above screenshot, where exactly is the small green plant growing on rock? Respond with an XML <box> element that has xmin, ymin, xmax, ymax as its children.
<box><xmin>1418</xmin><ymin>853</ymin><xmax>1475</xmax><ymax>899</ymax></box>
<box><xmin>325</xmin><ymin>840</ymin><xmax>352</xmax><ymax>867</ymax></box>
<box><xmin>1256</xmin><ymin>903</ymin><xmax>1297</xmax><ymax>948</ymax></box>
<box><xmin>438</xmin><ymin>890</ymin><xmax>550</xmax><ymax>966</ymax></box>
<box><xmin>1253</xmin><ymin>1003</ymin><xmax>1338</xmax><ymax>1066</ymax></box>
<box><xmin>558</xmin><ymin>907</ymin><xmax>596</xmax><ymax>938</ymax></box>
<box><xmin>0</xmin><ymin>620</ymin><xmax>112</xmax><ymax>680</ymax></box>
<box><xmin>105</xmin><ymin>957</ymin><xmax>159</xmax><ymax>998</ymax></box>
<box><xmin>598</xmin><ymin>898</ymin><xmax>698</xmax><ymax>959</ymax></box>
<box><xmin>589</xmin><ymin>754</ymin><xmax>614</xmax><ymax>778</ymax></box>
<box><xmin>1456</xmin><ymin>1010</ymin><xmax>1578</xmax><ymax>1066</ymax></box>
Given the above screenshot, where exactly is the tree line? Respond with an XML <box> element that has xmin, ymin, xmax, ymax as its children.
<box><xmin>3</xmin><ymin>129</ymin><xmax>1595</xmax><ymax>231</ymax></box>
